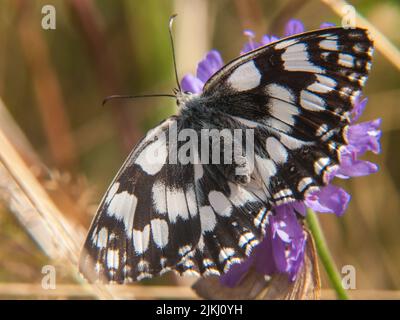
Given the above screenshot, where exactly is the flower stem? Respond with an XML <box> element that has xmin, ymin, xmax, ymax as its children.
<box><xmin>306</xmin><ymin>209</ymin><xmax>349</xmax><ymax>300</ymax></box>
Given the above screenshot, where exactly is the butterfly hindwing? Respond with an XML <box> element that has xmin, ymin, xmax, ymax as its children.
<box><xmin>80</xmin><ymin>117</ymin><xmax>269</xmax><ymax>283</ymax></box>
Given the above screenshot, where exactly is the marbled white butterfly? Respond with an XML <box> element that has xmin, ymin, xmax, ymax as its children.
<box><xmin>79</xmin><ymin>20</ymin><xmax>373</xmax><ymax>283</ymax></box>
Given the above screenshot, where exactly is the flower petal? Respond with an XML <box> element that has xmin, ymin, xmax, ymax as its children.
<box><xmin>241</xmin><ymin>30</ymin><xmax>260</xmax><ymax>54</ymax></box>
<box><xmin>260</xmin><ymin>34</ymin><xmax>279</xmax><ymax>46</ymax></box>
<box><xmin>320</xmin><ymin>22</ymin><xmax>336</xmax><ymax>28</ymax></box>
<box><xmin>347</xmin><ymin>119</ymin><xmax>382</xmax><ymax>155</ymax></box>
<box><xmin>351</xmin><ymin>98</ymin><xmax>368</xmax><ymax>123</ymax></box>
<box><xmin>219</xmin><ymin>256</ymin><xmax>253</xmax><ymax>287</ymax></box>
<box><xmin>220</xmin><ymin>203</ymin><xmax>307</xmax><ymax>285</ymax></box>
<box><xmin>336</xmin><ymin>153</ymin><xmax>379</xmax><ymax>178</ymax></box>
<box><xmin>196</xmin><ymin>50</ymin><xmax>224</xmax><ymax>83</ymax></box>
<box><xmin>180</xmin><ymin>74</ymin><xmax>204</xmax><ymax>94</ymax></box>
<box><xmin>305</xmin><ymin>185</ymin><xmax>351</xmax><ymax>216</ymax></box>
<box><xmin>285</xmin><ymin>19</ymin><xmax>305</xmax><ymax>36</ymax></box>
<box><xmin>269</xmin><ymin>204</ymin><xmax>306</xmax><ymax>279</ymax></box>
<box><xmin>243</xmin><ymin>29</ymin><xmax>256</xmax><ymax>38</ymax></box>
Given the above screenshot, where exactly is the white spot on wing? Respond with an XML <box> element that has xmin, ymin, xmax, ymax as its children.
<box><xmin>298</xmin><ymin>177</ymin><xmax>313</xmax><ymax>192</ymax></box>
<box><xmin>264</xmin><ymin>118</ymin><xmax>292</xmax><ymax>134</ymax></box>
<box><xmin>185</xmin><ymin>185</ymin><xmax>198</xmax><ymax>217</ymax></box>
<box><xmin>135</xmin><ymin>131</ymin><xmax>168</xmax><ymax>175</ymax></box>
<box><xmin>132</xmin><ymin>225</ymin><xmax>150</xmax><ymax>254</ymax></box>
<box><xmin>137</xmin><ymin>260</ymin><xmax>150</xmax><ymax>272</ymax></box>
<box><xmin>265</xmin><ymin>83</ymin><xmax>295</xmax><ymax>102</ymax></box>
<box><xmin>300</xmin><ymin>90</ymin><xmax>326</xmax><ymax>111</ymax></box>
<box><xmin>204</xmin><ymin>268</ymin><xmax>220</xmax><ymax>276</ymax></box>
<box><xmin>167</xmin><ymin>187</ymin><xmax>189</xmax><ymax>223</ymax></box>
<box><xmin>197</xmin><ymin>235</ymin><xmax>205</xmax><ymax>251</ymax></box>
<box><xmin>94</xmin><ymin>227</ymin><xmax>108</xmax><ymax>249</ymax></box>
<box><xmin>307</xmin><ymin>74</ymin><xmax>336</xmax><ymax>93</ymax></box>
<box><xmin>319</xmin><ymin>39</ymin><xmax>338</xmax><ymax>51</ymax></box>
<box><xmin>178</xmin><ymin>245</ymin><xmax>192</xmax><ymax>257</ymax></box>
<box><xmin>152</xmin><ymin>181</ymin><xmax>166</xmax><ymax>215</ymax></box>
<box><xmin>316</xmin><ymin>124</ymin><xmax>328</xmax><ymax>136</ymax></box>
<box><xmin>227</xmin><ymin>60</ymin><xmax>261</xmax><ymax>91</ymax></box>
<box><xmin>338</xmin><ymin>53</ymin><xmax>354</xmax><ymax>68</ymax></box>
<box><xmin>219</xmin><ymin>247</ymin><xmax>235</xmax><ymax>263</ymax></box>
<box><xmin>137</xmin><ymin>272</ymin><xmax>152</xmax><ymax>281</ymax></box>
<box><xmin>150</xmin><ymin>218</ymin><xmax>169</xmax><ymax>248</ymax></box>
<box><xmin>238</xmin><ymin>232</ymin><xmax>258</xmax><ymax>255</ymax></box>
<box><xmin>228</xmin><ymin>182</ymin><xmax>257</xmax><ymax>206</ymax></box>
<box><xmin>339</xmin><ymin>86</ymin><xmax>352</xmax><ymax>97</ymax></box>
<box><xmin>107</xmin><ymin>191</ymin><xmax>138</xmax><ymax>237</ymax></box>
<box><xmin>273</xmin><ymin>189</ymin><xmax>293</xmax><ymax>200</ymax></box>
<box><xmin>265</xmin><ymin>84</ymin><xmax>298</xmax><ymax>128</ymax></box>
<box><xmin>281</xmin><ymin>43</ymin><xmax>324</xmax><ymax>73</ymax></box>
<box><xmin>314</xmin><ymin>157</ymin><xmax>330</xmax><ymax>174</ymax></box>
<box><xmin>194</xmin><ymin>164</ymin><xmax>203</xmax><ymax>180</ymax></box>
<box><xmin>208</xmin><ymin>191</ymin><xmax>232</xmax><ymax>217</ymax></box>
<box><xmin>353</xmin><ymin>43</ymin><xmax>365</xmax><ymax>53</ymax></box>
<box><xmin>278</xmin><ymin>132</ymin><xmax>309</xmax><ymax>150</ymax></box>
<box><xmin>254</xmin><ymin>208</ymin><xmax>269</xmax><ymax>228</ymax></box>
<box><xmin>255</xmin><ymin>155</ymin><xmax>276</xmax><ymax>188</ymax></box>
<box><xmin>107</xmin><ymin>249</ymin><xmax>119</xmax><ymax>269</ymax></box>
<box><xmin>199</xmin><ymin>206</ymin><xmax>217</xmax><ymax>233</ymax></box>
<box><xmin>268</xmin><ymin>98</ymin><xmax>299</xmax><ymax>126</ymax></box>
<box><xmin>266</xmin><ymin>137</ymin><xmax>288</xmax><ymax>164</ymax></box>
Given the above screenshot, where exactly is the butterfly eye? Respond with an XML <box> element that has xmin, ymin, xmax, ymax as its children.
<box><xmin>184</xmin><ymin>91</ymin><xmax>192</xmax><ymax>95</ymax></box>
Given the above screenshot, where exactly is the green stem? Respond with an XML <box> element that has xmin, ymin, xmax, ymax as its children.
<box><xmin>306</xmin><ymin>208</ymin><xmax>349</xmax><ymax>300</ymax></box>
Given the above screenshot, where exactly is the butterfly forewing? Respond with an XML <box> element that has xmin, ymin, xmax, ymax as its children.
<box><xmin>201</xmin><ymin>27</ymin><xmax>372</xmax><ymax>205</ymax></box>
<box><xmin>80</xmin><ymin>27</ymin><xmax>373</xmax><ymax>283</ymax></box>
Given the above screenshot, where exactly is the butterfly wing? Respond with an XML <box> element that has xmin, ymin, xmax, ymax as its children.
<box><xmin>80</xmin><ymin>27</ymin><xmax>374</xmax><ymax>283</ymax></box>
<box><xmin>200</xmin><ymin>27</ymin><xmax>373</xmax><ymax>205</ymax></box>
<box><xmin>79</xmin><ymin>117</ymin><xmax>269</xmax><ymax>283</ymax></box>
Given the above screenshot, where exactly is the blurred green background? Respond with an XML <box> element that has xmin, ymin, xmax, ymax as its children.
<box><xmin>0</xmin><ymin>0</ymin><xmax>399</xmax><ymax>297</ymax></box>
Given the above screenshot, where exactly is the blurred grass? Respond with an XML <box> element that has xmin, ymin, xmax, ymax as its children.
<box><xmin>0</xmin><ymin>0</ymin><xmax>399</xmax><ymax>298</ymax></box>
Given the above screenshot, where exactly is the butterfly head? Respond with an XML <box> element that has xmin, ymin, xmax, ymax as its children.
<box><xmin>175</xmin><ymin>89</ymin><xmax>198</xmax><ymax>107</ymax></box>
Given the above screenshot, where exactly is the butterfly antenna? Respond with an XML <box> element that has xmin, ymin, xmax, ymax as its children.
<box><xmin>103</xmin><ymin>14</ymin><xmax>181</xmax><ymax>106</ymax></box>
<box><xmin>102</xmin><ymin>94</ymin><xmax>176</xmax><ymax>106</ymax></box>
<box><xmin>169</xmin><ymin>14</ymin><xmax>181</xmax><ymax>92</ymax></box>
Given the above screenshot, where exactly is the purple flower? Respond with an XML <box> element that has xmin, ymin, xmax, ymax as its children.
<box><xmin>181</xmin><ymin>50</ymin><xmax>224</xmax><ymax>94</ymax></box>
<box><xmin>181</xmin><ymin>20</ymin><xmax>381</xmax><ymax>285</ymax></box>
<box><xmin>221</xmin><ymin>202</ymin><xmax>307</xmax><ymax>287</ymax></box>
<box><xmin>285</xmin><ymin>19</ymin><xmax>305</xmax><ymax>37</ymax></box>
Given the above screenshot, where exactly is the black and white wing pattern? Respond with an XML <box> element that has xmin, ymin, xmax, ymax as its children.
<box><xmin>201</xmin><ymin>27</ymin><xmax>373</xmax><ymax>206</ymax></box>
<box><xmin>79</xmin><ymin>27</ymin><xmax>373</xmax><ymax>283</ymax></box>
<box><xmin>79</xmin><ymin>116</ymin><xmax>269</xmax><ymax>283</ymax></box>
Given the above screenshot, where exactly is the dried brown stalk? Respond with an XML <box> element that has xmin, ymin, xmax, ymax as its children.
<box><xmin>0</xmin><ymin>282</ymin><xmax>398</xmax><ymax>299</ymax></box>
<box><xmin>0</xmin><ymin>97</ymin><xmax>115</xmax><ymax>299</ymax></box>
<box><xmin>14</xmin><ymin>0</ymin><xmax>78</xmax><ymax>169</ymax></box>
<box><xmin>66</xmin><ymin>0</ymin><xmax>142</xmax><ymax>153</ymax></box>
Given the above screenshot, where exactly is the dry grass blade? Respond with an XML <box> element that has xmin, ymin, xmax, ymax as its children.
<box><xmin>0</xmin><ymin>98</ymin><xmax>115</xmax><ymax>299</ymax></box>
<box><xmin>14</xmin><ymin>0</ymin><xmax>77</xmax><ymax>169</ymax></box>
<box><xmin>0</xmin><ymin>283</ymin><xmax>197</xmax><ymax>299</ymax></box>
<box><xmin>0</xmin><ymin>282</ymin><xmax>398</xmax><ymax>300</ymax></box>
